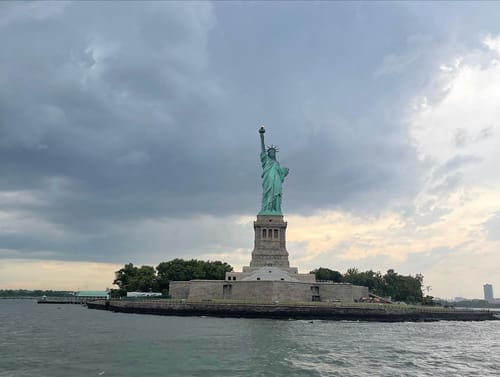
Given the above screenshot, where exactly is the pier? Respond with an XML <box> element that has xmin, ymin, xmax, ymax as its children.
<box><xmin>38</xmin><ymin>297</ymin><xmax>99</xmax><ymax>304</ymax></box>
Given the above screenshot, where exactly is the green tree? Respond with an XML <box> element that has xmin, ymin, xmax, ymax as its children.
<box><xmin>312</xmin><ymin>266</ymin><xmax>425</xmax><ymax>303</ymax></box>
<box><xmin>422</xmin><ymin>295</ymin><xmax>434</xmax><ymax>306</ymax></box>
<box><xmin>378</xmin><ymin>269</ymin><xmax>423</xmax><ymax>303</ymax></box>
<box><xmin>156</xmin><ymin>259</ymin><xmax>233</xmax><ymax>294</ymax></box>
<box><xmin>113</xmin><ymin>263</ymin><xmax>138</xmax><ymax>296</ymax></box>
<box><xmin>342</xmin><ymin>268</ymin><xmax>383</xmax><ymax>292</ymax></box>
<box><xmin>113</xmin><ymin>263</ymin><xmax>158</xmax><ymax>295</ymax></box>
<box><xmin>132</xmin><ymin>265</ymin><xmax>159</xmax><ymax>292</ymax></box>
<box><xmin>310</xmin><ymin>267</ymin><xmax>342</xmax><ymax>282</ymax></box>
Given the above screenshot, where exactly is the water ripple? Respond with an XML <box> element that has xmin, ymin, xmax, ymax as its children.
<box><xmin>1</xmin><ymin>300</ymin><xmax>499</xmax><ymax>377</ymax></box>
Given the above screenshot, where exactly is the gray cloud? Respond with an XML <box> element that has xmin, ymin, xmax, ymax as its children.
<box><xmin>433</xmin><ymin>154</ymin><xmax>483</xmax><ymax>179</ymax></box>
<box><xmin>454</xmin><ymin>128</ymin><xmax>468</xmax><ymax>147</ymax></box>
<box><xmin>476</xmin><ymin>125</ymin><xmax>495</xmax><ymax>141</ymax></box>
<box><xmin>374</xmin><ymin>33</ymin><xmax>433</xmax><ymax>77</ymax></box>
<box><xmin>429</xmin><ymin>173</ymin><xmax>463</xmax><ymax>196</ymax></box>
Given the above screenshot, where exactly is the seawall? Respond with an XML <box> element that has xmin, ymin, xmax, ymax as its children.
<box><xmin>87</xmin><ymin>299</ymin><xmax>500</xmax><ymax>322</ymax></box>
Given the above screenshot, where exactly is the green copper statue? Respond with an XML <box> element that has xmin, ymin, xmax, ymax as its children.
<box><xmin>258</xmin><ymin>126</ymin><xmax>289</xmax><ymax>215</ymax></box>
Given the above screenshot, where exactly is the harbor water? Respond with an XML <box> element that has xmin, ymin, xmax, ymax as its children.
<box><xmin>1</xmin><ymin>300</ymin><xmax>499</xmax><ymax>377</ymax></box>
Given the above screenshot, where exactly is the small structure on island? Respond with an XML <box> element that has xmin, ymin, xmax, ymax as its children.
<box><xmin>75</xmin><ymin>290</ymin><xmax>109</xmax><ymax>299</ymax></box>
<box><xmin>126</xmin><ymin>292</ymin><xmax>163</xmax><ymax>298</ymax></box>
<box><xmin>170</xmin><ymin>126</ymin><xmax>368</xmax><ymax>302</ymax></box>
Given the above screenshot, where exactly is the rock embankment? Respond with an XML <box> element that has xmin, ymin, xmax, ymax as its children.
<box><xmin>87</xmin><ymin>300</ymin><xmax>500</xmax><ymax>322</ymax></box>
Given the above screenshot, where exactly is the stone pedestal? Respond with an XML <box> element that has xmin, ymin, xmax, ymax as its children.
<box><xmin>225</xmin><ymin>214</ymin><xmax>315</xmax><ymax>283</ymax></box>
<box><xmin>249</xmin><ymin>215</ymin><xmax>290</xmax><ymax>268</ymax></box>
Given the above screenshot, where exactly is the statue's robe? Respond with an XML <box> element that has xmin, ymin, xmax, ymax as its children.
<box><xmin>259</xmin><ymin>151</ymin><xmax>288</xmax><ymax>214</ymax></box>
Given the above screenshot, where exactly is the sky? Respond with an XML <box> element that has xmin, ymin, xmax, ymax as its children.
<box><xmin>1</xmin><ymin>1</ymin><xmax>500</xmax><ymax>299</ymax></box>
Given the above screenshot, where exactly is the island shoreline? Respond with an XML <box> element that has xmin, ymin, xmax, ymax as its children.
<box><xmin>86</xmin><ymin>299</ymin><xmax>500</xmax><ymax>322</ymax></box>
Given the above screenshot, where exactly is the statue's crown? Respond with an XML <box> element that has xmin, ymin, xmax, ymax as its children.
<box><xmin>267</xmin><ymin>144</ymin><xmax>279</xmax><ymax>152</ymax></box>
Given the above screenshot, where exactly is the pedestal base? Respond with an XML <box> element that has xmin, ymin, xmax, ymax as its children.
<box><xmin>249</xmin><ymin>215</ymin><xmax>289</xmax><ymax>268</ymax></box>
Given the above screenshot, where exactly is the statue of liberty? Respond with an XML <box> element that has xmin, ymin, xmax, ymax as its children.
<box><xmin>258</xmin><ymin>126</ymin><xmax>289</xmax><ymax>215</ymax></box>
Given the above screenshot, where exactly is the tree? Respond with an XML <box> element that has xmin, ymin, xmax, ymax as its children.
<box><xmin>310</xmin><ymin>266</ymin><xmax>425</xmax><ymax>303</ymax></box>
<box><xmin>113</xmin><ymin>263</ymin><xmax>158</xmax><ymax>295</ymax></box>
<box><xmin>113</xmin><ymin>263</ymin><xmax>138</xmax><ymax>296</ymax></box>
<box><xmin>156</xmin><ymin>259</ymin><xmax>233</xmax><ymax>294</ymax></box>
<box><xmin>133</xmin><ymin>265</ymin><xmax>158</xmax><ymax>292</ymax></box>
<box><xmin>377</xmin><ymin>269</ymin><xmax>423</xmax><ymax>303</ymax></box>
<box><xmin>342</xmin><ymin>268</ymin><xmax>384</xmax><ymax>292</ymax></box>
<box><xmin>310</xmin><ymin>268</ymin><xmax>342</xmax><ymax>282</ymax></box>
<box><xmin>422</xmin><ymin>295</ymin><xmax>434</xmax><ymax>306</ymax></box>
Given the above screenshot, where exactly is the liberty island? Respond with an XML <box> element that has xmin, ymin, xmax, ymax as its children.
<box><xmin>87</xmin><ymin>127</ymin><xmax>499</xmax><ymax>321</ymax></box>
<box><xmin>167</xmin><ymin>126</ymin><xmax>368</xmax><ymax>303</ymax></box>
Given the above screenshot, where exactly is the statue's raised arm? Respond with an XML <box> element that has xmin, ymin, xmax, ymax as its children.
<box><xmin>258</xmin><ymin>126</ymin><xmax>289</xmax><ymax>215</ymax></box>
<box><xmin>259</xmin><ymin>125</ymin><xmax>266</xmax><ymax>154</ymax></box>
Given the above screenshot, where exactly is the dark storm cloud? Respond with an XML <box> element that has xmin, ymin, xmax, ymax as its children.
<box><xmin>0</xmin><ymin>3</ymin><xmax>229</xmax><ymax>219</ymax></box>
<box><xmin>2</xmin><ymin>2</ymin><xmax>494</xmax><ymax>263</ymax></box>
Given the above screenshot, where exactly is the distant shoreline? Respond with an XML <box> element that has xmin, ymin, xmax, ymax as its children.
<box><xmin>86</xmin><ymin>299</ymin><xmax>500</xmax><ymax>322</ymax></box>
<box><xmin>1</xmin><ymin>296</ymin><xmax>45</xmax><ymax>300</ymax></box>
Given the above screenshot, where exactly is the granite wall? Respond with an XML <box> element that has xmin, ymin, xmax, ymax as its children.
<box><xmin>169</xmin><ymin>280</ymin><xmax>368</xmax><ymax>303</ymax></box>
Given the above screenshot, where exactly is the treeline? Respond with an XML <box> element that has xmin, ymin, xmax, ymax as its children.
<box><xmin>311</xmin><ymin>267</ymin><xmax>425</xmax><ymax>304</ymax></box>
<box><xmin>113</xmin><ymin>259</ymin><xmax>233</xmax><ymax>297</ymax></box>
<box><xmin>451</xmin><ymin>299</ymin><xmax>500</xmax><ymax>309</ymax></box>
<box><xmin>112</xmin><ymin>259</ymin><xmax>426</xmax><ymax>303</ymax></box>
<box><xmin>0</xmin><ymin>290</ymin><xmax>74</xmax><ymax>298</ymax></box>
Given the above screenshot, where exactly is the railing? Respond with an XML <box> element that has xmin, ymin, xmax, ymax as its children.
<box><xmin>38</xmin><ymin>296</ymin><xmax>107</xmax><ymax>304</ymax></box>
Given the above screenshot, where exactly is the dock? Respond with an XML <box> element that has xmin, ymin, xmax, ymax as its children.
<box><xmin>38</xmin><ymin>297</ymin><xmax>103</xmax><ymax>304</ymax></box>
